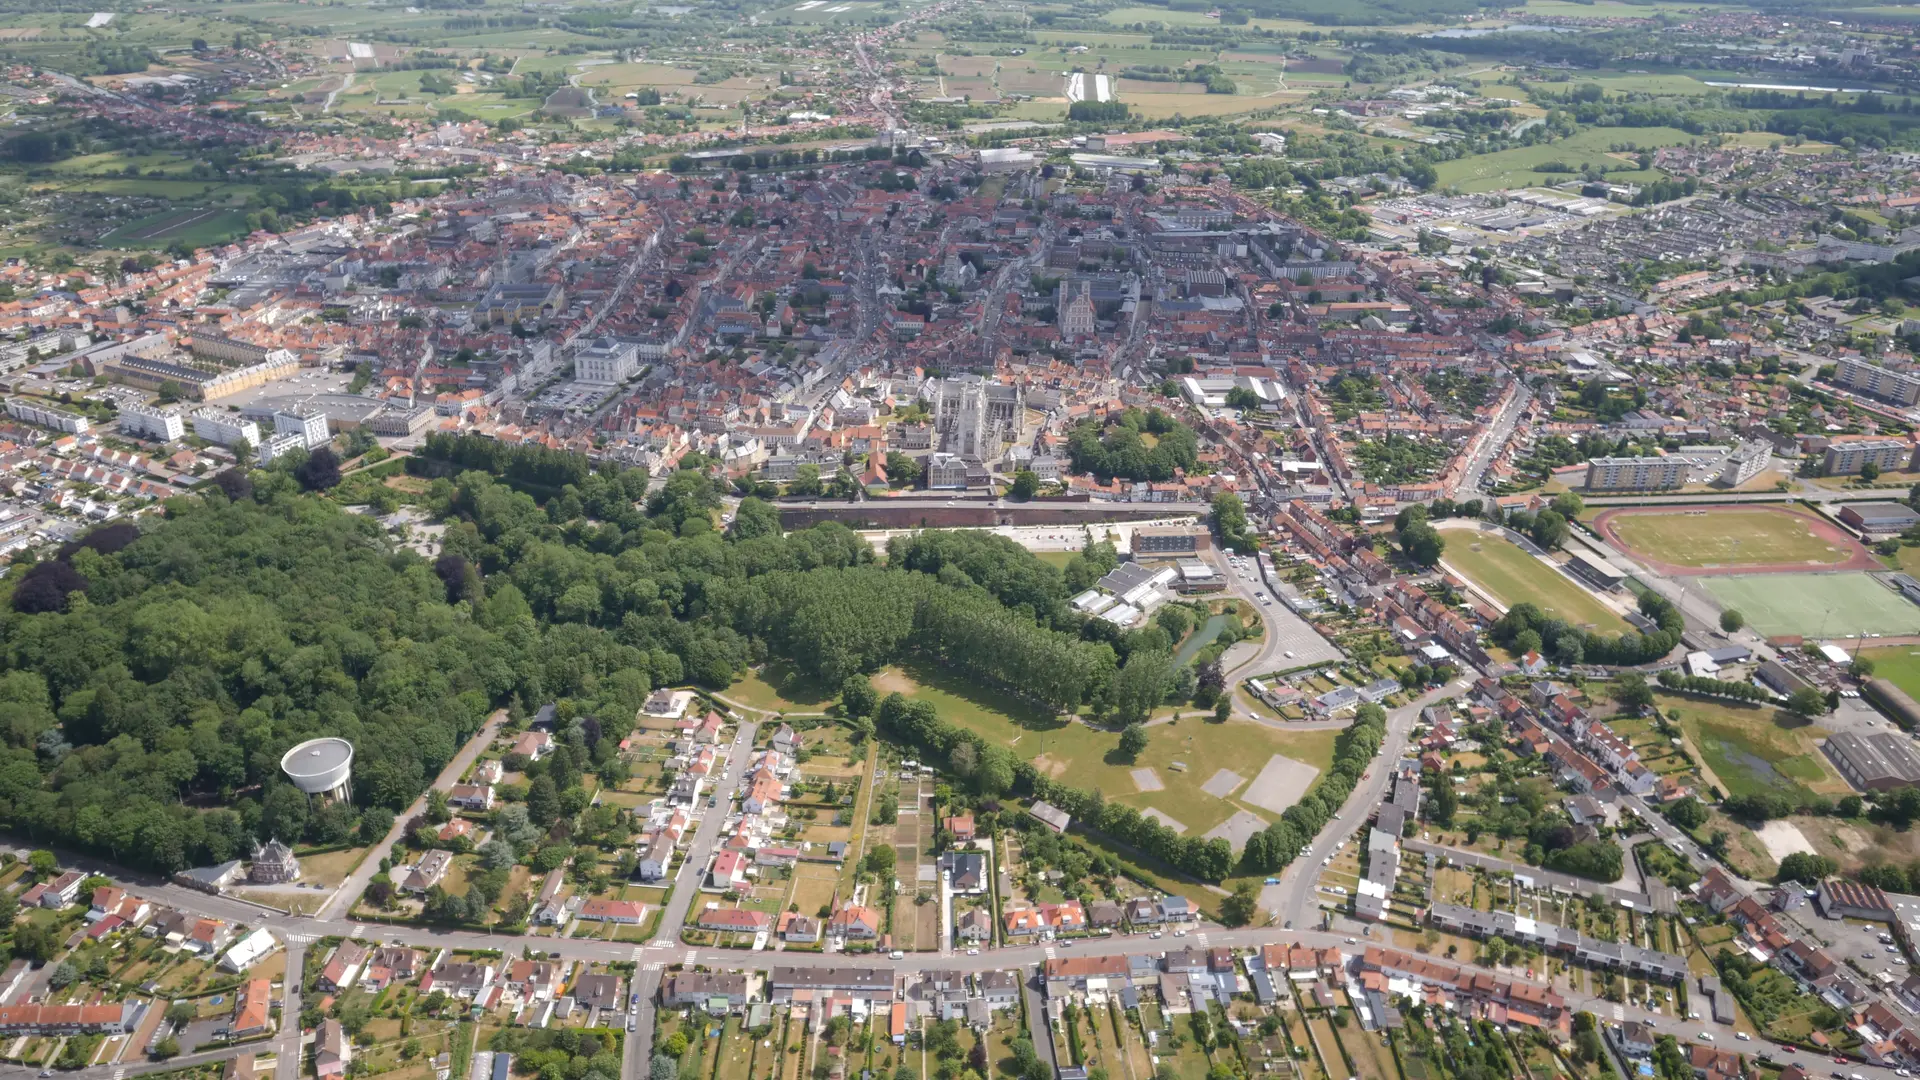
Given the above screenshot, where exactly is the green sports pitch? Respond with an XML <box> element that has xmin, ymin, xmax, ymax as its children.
<box><xmin>1441</xmin><ymin>532</ymin><xmax>1630</xmax><ymax>631</ymax></box>
<box><xmin>1701</xmin><ymin>573</ymin><xmax>1920</xmax><ymax>637</ymax></box>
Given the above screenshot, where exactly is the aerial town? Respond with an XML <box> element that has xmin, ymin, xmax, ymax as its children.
<box><xmin>12</xmin><ymin>5</ymin><xmax>1920</xmax><ymax>1080</ymax></box>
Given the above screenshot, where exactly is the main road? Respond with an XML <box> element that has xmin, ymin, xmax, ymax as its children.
<box><xmin>319</xmin><ymin>710</ymin><xmax>507</xmax><ymax>922</ymax></box>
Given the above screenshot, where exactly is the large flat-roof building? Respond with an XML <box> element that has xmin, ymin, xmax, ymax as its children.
<box><xmin>1719</xmin><ymin>441</ymin><xmax>1773</xmax><ymax>487</ymax></box>
<box><xmin>275</xmin><ymin>408</ymin><xmax>331</xmax><ymax>450</ymax></box>
<box><xmin>1838</xmin><ymin>502</ymin><xmax>1920</xmax><ymax>537</ymax></box>
<box><xmin>1822</xmin><ymin>439</ymin><xmax>1912</xmax><ymax>477</ymax></box>
<box><xmin>5</xmin><ymin>397</ymin><xmax>89</xmax><ymax>435</ymax></box>
<box><xmin>118</xmin><ymin>402</ymin><xmax>184</xmax><ymax>442</ymax></box>
<box><xmin>190</xmin><ymin>333</ymin><xmax>274</xmax><ymax>367</ymax></box>
<box><xmin>107</xmin><ymin>351</ymin><xmax>299</xmax><ymax>402</ymax></box>
<box><xmin>1834</xmin><ymin>357</ymin><xmax>1920</xmax><ymax>407</ymax></box>
<box><xmin>573</xmin><ymin>339</ymin><xmax>640</xmax><ymax>386</ymax></box>
<box><xmin>767</xmin><ymin>966</ymin><xmax>894</xmax><ymax>1002</ymax></box>
<box><xmin>1584</xmin><ymin>456</ymin><xmax>1687</xmax><ymax>492</ymax></box>
<box><xmin>976</xmin><ymin>148</ymin><xmax>1035</xmax><ymax>173</ymax></box>
<box><xmin>1823</xmin><ymin>730</ymin><xmax>1920</xmax><ymax>792</ymax></box>
<box><xmin>192</xmin><ymin>411</ymin><xmax>260</xmax><ymax>448</ymax></box>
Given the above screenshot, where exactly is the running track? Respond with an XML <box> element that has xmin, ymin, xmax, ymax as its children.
<box><xmin>1591</xmin><ymin>504</ymin><xmax>1882</xmax><ymax>577</ymax></box>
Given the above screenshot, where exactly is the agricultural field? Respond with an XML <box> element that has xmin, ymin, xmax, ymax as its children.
<box><xmin>1701</xmin><ymin>573</ymin><xmax>1920</xmax><ymax>637</ymax></box>
<box><xmin>1661</xmin><ymin>692</ymin><xmax>1850</xmax><ymax>802</ymax></box>
<box><xmin>1432</xmin><ymin>126</ymin><xmax>1695</xmax><ymax>192</ymax></box>
<box><xmin>1439</xmin><ymin>532</ymin><xmax>1630</xmax><ymax>632</ymax></box>
<box><xmin>1598</xmin><ymin>506</ymin><xmax>1864</xmax><ymax>570</ymax></box>
<box><xmin>869</xmin><ymin>662</ymin><xmax>1333</xmax><ymax>840</ymax></box>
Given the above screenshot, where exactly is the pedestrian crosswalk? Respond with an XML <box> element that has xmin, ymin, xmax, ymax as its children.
<box><xmin>1611</xmin><ymin>1004</ymin><xmax>1626</xmax><ymax>1023</ymax></box>
<box><xmin>631</xmin><ymin>946</ymin><xmax>646</xmax><ymax>962</ymax></box>
<box><xmin>1195</xmin><ymin>933</ymin><xmax>1210</xmax><ymax>947</ymax></box>
<box><xmin>1043</xmin><ymin>947</ymin><xmax>1057</xmax><ymax>960</ymax></box>
<box><xmin>685</xmin><ymin>949</ymin><xmax>700</xmax><ymax>967</ymax></box>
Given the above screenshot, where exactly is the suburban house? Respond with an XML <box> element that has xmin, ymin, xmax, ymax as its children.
<box><xmin>319</xmin><ymin>941</ymin><xmax>370</xmax><ymax>993</ymax></box>
<box><xmin>448</xmin><ymin>783</ymin><xmax>495</xmax><ymax>812</ymax></box>
<box><xmin>231</xmin><ymin>978</ymin><xmax>274</xmax><ymax>1038</ymax></box>
<box><xmin>830</xmin><ymin>904</ymin><xmax>881</xmax><ymax>940</ymax></box>
<box><xmin>512</xmin><ymin>731</ymin><xmax>553</xmax><ymax>761</ymax></box>
<box><xmin>639</xmin><ymin>834</ymin><xmax>676</xmax><ymax>882</ymax></box>
<box><xmin>397</xmin><ymin>850</ymin><xmax>454</xmax><ymax>894</ymax></box>
<box><xmin>219</xmin><ymin>928</ymin><xmax>279</xmax><ymax>973</ymax></box>
<box><xmin>698</xmin><ymin>908</ymin><xmax>771</xmax><ymax>934</ymax></box>
<box><xmin>577</xmin><ymin>899</ymin><xmax>648</xmax><ymax>924</ymax></box>
<box><xmin>316</xmin><ymin>1019</ymin><xmax>350</xmax><ymax>1079</ymax></box>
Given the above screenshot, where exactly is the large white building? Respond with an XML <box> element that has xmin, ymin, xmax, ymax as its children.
<box><xmin>274</xmin><ymin>408</ymin><xmax>330</xmax><ymax>450</ymax></box>
<box><xmin>1719</xmin><ymin>441</ymin><xmax>1772</xmax><ymax>487</ymax></box>
<box><xmin>5</xmin><ymin>397</ymin><xmax>89</xmax><ymax>435</ymax></box>
<box><xmin>192</xmin><ymin>410</ymin><xmax>261</xmax><ymax>448</ymax></box>
<box><xmin>118</xmin><ymin>402</ymin><xmax>184</xmax><ymax>442</ymax></box>
<box><xmin>1177</xmin><ymin>375</ymin><xmax>1285</xmax><ymax>409</ymax></box>
<box><xmin>257</xmin><ymin>430</ymin><xmax>307</xmax><ymax>464</ymax></box>
<box><xmin>573</xmin><ymin>339</ymin><xmax>640</xmax><ymax>385</ymax></box>
<box><xmin>1584</xmin><ymin>455</ymin><xmax>1687</xmax><ymax>491</ymax></box>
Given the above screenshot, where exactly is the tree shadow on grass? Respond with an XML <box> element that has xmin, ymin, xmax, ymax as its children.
<box><xmin>893</xmin><ymin>658</ymin><xmax>1069</xmax><ymax>733</ymax></box>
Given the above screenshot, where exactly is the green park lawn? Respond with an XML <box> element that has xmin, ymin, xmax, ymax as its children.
<box><xmin>725</xmin><ymin>661</ymin><xmax>836</xmax><ymax>713</ymax></box>
<box><xmin>1441</xmin><ymin>533</ymin><xmax>1629</xmax><ymax>631</ymax></box>
<box><xmin>873</xmin><ymin>661</ymin><xmax>1335</xmax><ymax>836</ymax></box>
<box><xmin>1661</xmin><ymin>692</ymin><xmax>1850</xmax><ymax>801</ymax></box>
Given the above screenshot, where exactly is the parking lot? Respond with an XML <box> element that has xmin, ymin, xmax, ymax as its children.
<box><xmin>1222</xmin><ymin>552</ymin><xmax>1345</xmax><ymax>669</ymax></box>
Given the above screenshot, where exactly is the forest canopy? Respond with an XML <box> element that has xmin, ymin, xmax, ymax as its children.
<box><xmin>0</xmin><ymin>440</ymin><xmax>1163</xmax><ymax>873</ymax></box>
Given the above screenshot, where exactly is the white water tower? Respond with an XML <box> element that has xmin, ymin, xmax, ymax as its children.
<box><xmin>280</xmin><ymin>737</ymin><xmax>354</xmax><ymax>803</ymax></box>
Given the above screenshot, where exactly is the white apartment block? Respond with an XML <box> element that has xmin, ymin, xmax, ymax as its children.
<box><xmin>1823</xmin><ymin>439</ymin><xmax>1913</xmax><ymax>477</ymax></box>
<box><xmin>273</xmin><ymin>409</ymin><xmax>330</xmax><ymax>450</ymax></box>
<box><xmin>1719</xmin><ymin>441</ymin><xmax>1772</xmax><ymax>487</ymax></box>
<box><xmin>119</xmin><ymin>403</ymin><xmax>185</xmax><ymax>442</ymax></box>
<box><xmin>257</xmin><ymin>430</ymin><xmax>307</xmax><ymax>464</ymax></box>
<box><xmin>1584</xmin><ymin>455</ymin><xmax>1687</xmax><ymax>491</ymax></box>
<box><xmin>192</xmin><ymin>411</ymin><xmax>261</xmax><ymax>448</ymax></box>
<box><xmin>1835</xmin><ymin>357</ymin><xmax>1920</xmax><ymax>407</ymax></box>
<box><xmin>5</xmin><ymin>397</ymin><xmax>90</xmax><ymax>435</ymax></box>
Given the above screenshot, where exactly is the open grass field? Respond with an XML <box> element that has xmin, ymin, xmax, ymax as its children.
<box><xmin>1701</xmin><ymin>573</ymin><xmax>1920</xmax><ymax>637</ymax></box>
<box><xmin>1599</xmin><ymin>506</ymin><xmax>1862</xmax><ymax>569</ymax></box>
<box><xmin>726</xmin><ymin>661</ymin><xmax>836</xmax><ymax>713</ymax></box>
<box><xmin>100</xmin><ymin>207</ymin><xmax>250</xmax><ymax>249</ymax></box>
<box><xmin>1860</xmin><ymin>644</ymin><xmax>1920</xmax><ymax>702</ymax></box>
<box><xmin>1440</xmin><ymin>532</ymin><xmax>1630</xmax><ymax>631</ymax></box>
<box><xmin>1432</xmin><ymin>125</ymin><xmax>1693</xmax><ymax>192</ymax></box>
<box><xmin>871</xmin><ymin>661</ymin><xmax>1333</xmax><ymax>838</ymax></box>
<box><xmin>1718</xmin><ymin>130</ymin><xmax>1839</xmax><ymax>152</ymax></box>
<box><xmin>1661</xmin><ymin>692</ymin><xmax>1850</xmax><ymax>801</ymax></box>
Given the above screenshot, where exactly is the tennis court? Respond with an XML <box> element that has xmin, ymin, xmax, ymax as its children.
<box><xmin>1700</xmin><ymin>573</ymin><xmax>1920</xmax><ymax>637</ymax></box>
